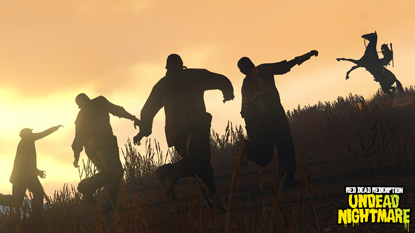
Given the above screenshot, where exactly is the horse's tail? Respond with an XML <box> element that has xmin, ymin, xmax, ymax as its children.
<box><xmin>396</xmin><ymin>79</ymin><xmax>404</xmax><ymax>92</ymax></box>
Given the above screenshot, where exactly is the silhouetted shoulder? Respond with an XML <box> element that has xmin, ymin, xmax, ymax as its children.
<box><xmin>151</xmin><ymin>76</ymin><xmax>169</xmax><ymax>91</ymax></box>
<box><xmin>94</xmin><ymin>96</ymin><xmax>109</xmax><ymax>103</ymax></box>
<box><xmin>184</xmin><ymin>68</ymin><xmax>209</xmax><ymax>74</ymax></box>
<box><xmin>180</xmin><ymin>68</ymin><xmax>209</xmax><ymax>78</ymax></box>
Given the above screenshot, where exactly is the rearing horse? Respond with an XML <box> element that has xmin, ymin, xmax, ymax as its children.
<box><xmin>337</xmin><ymin>32</ymin><xmax>403</xmax><ymax>94</ymax></box>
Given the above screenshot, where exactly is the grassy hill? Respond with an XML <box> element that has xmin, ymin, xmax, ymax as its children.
<box><xmin>1</xmin><ymin>89</ymin><xmax>414</xmax><ymax>233</ymax></box>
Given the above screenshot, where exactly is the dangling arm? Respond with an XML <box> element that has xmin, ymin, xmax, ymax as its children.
<box><xmin>72</xmin><ymin>118</ymin><xmax>83</xmax><ymax>168</ymax></box>
<box><xmin>134</xmin><ymin>82</ymin><xmax>164</xmax><ymax>145</ymax></box>
<box><xmin>105</xmin><ymin>98</ymin><xmax>140</xmax><ymax>128</ymax></box>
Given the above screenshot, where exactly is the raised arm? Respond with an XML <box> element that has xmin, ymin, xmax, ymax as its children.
<box><xmin>32</xmin><ymin>125</ymin><xmax>62</xmax><ymax>141</ymax></box>
<box><xmin>262</xmin><ymin>50</ymin><xmax>318</xmax><ymax>75</ymax></box>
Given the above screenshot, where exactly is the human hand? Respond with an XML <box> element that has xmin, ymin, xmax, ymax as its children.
<box><xmin>73</xmin><ymin>154</ymin><xmax>80</xmax><ymax>168</ymax></box>
<box><xmin>309</xmin><ymin>50</ymin><xmax>318</xmax><ymax>57</ymax></box>
<box><xmin>73</xmin><ymin>159</ymin><xmax>79</xmax><ymax>168</ymax></box>
<box><xmin>223</xmin><ymin>93</ymin><xmax>235</xmax><ymax>103</ymax></box>
<box><xmin>38</xmin><ymin>170</ymin><xmax>46</xmax><ymax>179</ymax></box>
<box><xmin>133</xmin><ymin>132</ymin><xmax>144</xmax><ymax>146</ymax></box>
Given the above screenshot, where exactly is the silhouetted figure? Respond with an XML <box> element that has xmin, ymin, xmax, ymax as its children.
<box><xmin>237</xmin><ymin>50</ymin><xmax>318</xmax><ymax>185</ymax></box>
<box><xmin>336</xmin><ymin>31</ymin><xmax>403</xmax><ymax>94</ymax></box>
<box><xmin>134</xmin><ymin>54</ymin><xmax>234</xmax><ymax>208</ymax></box>
<box><xmin>0</xmin><ymin>126</ymin><xmax>62</xmax><ymax>208</ymax></box>
<box><xmin>72</xmin><ymin>93</ymin><xmax>139</xmax><ymax>213</ymax></box>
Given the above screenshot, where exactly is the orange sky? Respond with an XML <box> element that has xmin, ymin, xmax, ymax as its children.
<box><xmin>1</xmin><ymin>0</ymin><xmax>414</xmax><ymax>197</ymax></box>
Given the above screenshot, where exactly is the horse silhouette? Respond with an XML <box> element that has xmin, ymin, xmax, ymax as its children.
<box><xmin>337</xmin><ymin>31</ymin><xmax>403</xmax><ymax>94</ymax></box>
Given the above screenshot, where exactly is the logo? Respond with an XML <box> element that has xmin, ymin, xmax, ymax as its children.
<box><xmin>338</xmin><ymin>186</ymin><xmax>411</xmax><ymax>231</ymax></box>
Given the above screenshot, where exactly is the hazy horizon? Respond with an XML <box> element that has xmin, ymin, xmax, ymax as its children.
<box><xmin>1</xmin><ymin>0</ymin><xmax>414</xmax><ymax>198</ymax></box>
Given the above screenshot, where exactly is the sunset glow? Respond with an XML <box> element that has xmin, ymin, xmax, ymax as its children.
<box><xmin>1</xmin><ymin>0</ymin><xmax>414</xmax><ymax>197</ymax></box>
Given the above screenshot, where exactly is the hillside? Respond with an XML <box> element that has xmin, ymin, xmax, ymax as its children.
<box><xmin>1</xmin><ymin>89</ymin><xmax>414</xmax><ymax>233</ymax></box>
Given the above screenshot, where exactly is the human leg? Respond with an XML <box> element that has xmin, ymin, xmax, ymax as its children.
<box><xmin>273</xmin><ymin>121</ymin><xmax>296</xmax><ymax>184</ymax></box>
<box><xmin>26</xmin><ymin>177</ymin><xmax>45</xmax><ymax>207</ymax></box>
<box><xmin>244</xmin><ymin>138</ymin><xmax>274</xmax><ymax>167</ymax></box>
<box><xmin>243</xmin><ymin>116</ymin><xmax>275</xmax><ymax>167</ymax></box>
<box><xmin>0</xmin><ymin>194</ymin><xmax>14</xmax><ymax>206</ymax></box>
<box><xmin>79</xmin><ymin>136</ymin><xmax>123</xmax><ymax>211</ymax></box>
<box><xmin>12</xmin><ymin>183</ymin><xmax>27</xmax><ymax>207</ymax></box>
<box><xmin>0</xmin><ymin>184</ymin><xmax>26</xmax><ymax>207</ymax></box>
<box><xmin>156</xmin><ymin>114</ymin><xmax>217</xmax><ymax>203</ymax></box>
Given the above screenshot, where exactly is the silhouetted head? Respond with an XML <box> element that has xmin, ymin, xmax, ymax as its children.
<box><xmin>19</xmin><ymin>128</ymin><xmax>33</xmax><ymax>138</ymax></box>
<box><xmin>381</xmin><ymin>44</ymin><xmax>390</xmax><ymax>52</ymax></box>
<box><xmin>75</xmin><ymin>93</ymin><xmax>91</xmax><ymax>109</ymax></box>
<box><xmin>166</xmin><ymin>54</ymin><xmax>184</xmax><ymax>71</ymax></box>
<box><xmin>237</xmin><ymin>57</ymin><xmax>255</xmax><ymax>75</ymax></box>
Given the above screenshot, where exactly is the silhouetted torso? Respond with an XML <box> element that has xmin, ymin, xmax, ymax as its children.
<box><xmin>10</xmin><ymin>138</ymin><xmax>38</xmax><ymax>184</ymax></box>
<box><xmin>10</xmin><ymin>128</ymin><xmax>58</xmax><ymax>184</ymax></box>
<box><xmin>379</xmin><ymin>46</ymin><xmax>393</xmax><ymax>67</ymax></box>
<box><xmin>140</xmin><ymin>69</ymin><xmax>233</xmax><ymax>146</ymax></box>
<box><xmin>72</xmin><ymin>96</ymin><xmax>130</xmax><ymax>151</ymax></box>
<box><xmin>241</xmin><ymin>61</ymin><xmax>292</xmax><ymax>124</ymax></box>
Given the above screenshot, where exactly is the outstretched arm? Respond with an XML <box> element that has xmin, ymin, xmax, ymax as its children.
<box><xmin>292</xmin><ymin>50</ymin><xmax>319</xmax><ymax>66</ymax></box>
<box><xmin>32</xmin><ymin>125</ymin><xmax>63</xmax><ymax>141</ymax></box>
<box><xmin>262</xmin><ymin>50</ymin><xmax>318</xmax><ymax>75</ymax></box>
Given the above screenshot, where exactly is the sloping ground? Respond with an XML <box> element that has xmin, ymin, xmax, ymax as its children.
<box><xmin>121</xmin><ymin>157</ymin><xmax>414</xmax><ymax>233</ymax></box>
<box><xmin>1</xmin><ymin>91</ymin><xmax>414</xmax><ymax>232</ymax></box>
<box><xmin>120</xmin><ymin>93</ymin><xmax>415</xmax><ymax>233</ymax></box>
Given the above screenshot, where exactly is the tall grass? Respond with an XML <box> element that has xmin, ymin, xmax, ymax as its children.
<box><xmin>1</xmin><ymin>89</ymin><xmax>415</xmax><ymax>232</ymax></box>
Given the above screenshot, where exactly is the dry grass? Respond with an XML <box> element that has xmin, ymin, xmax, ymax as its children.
<box><xmin>1</xmin><ymin>88</ymin><xmax>415</xmax><ymax>232</ymax></box>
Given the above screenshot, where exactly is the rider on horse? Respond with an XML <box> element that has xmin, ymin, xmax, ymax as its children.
<box><xmin>337</xmin><ymin>31</ymin><xmax>403</xmax><ymax>94</ymax></box>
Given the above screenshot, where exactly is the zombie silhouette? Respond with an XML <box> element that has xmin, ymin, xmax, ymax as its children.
<box><xmin>337</xmin><ymin>31</ymin><xmax>403</xmax><ymax>94</ymax></box>
<box><xmin>134</xmin><ymin>54</ymin><xmax>234</xmax><ymax>209</ymax></box>
<box><xmin>0</xmin><ymin>125</ymin><xmax>62</xmax><ymax>208</ymax></box>
<box><xmin>237</xmin><ymin>50</ymin><xmax>318</xmax><ymax>185</ymax></box>
<box><xmin>72</xmin><ymin>93</ymin><xmax>139</xmax><ymax>213</ymax></box>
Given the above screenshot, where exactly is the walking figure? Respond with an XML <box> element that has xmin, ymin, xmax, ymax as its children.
<box><xmin>237</xmin><ymin>50</ymin><xmax>318</xmax><ymax>185</ymax></box>
<box><xmin>134</xmin><ymin>54</ymin><xmax>234</xmax><ymax>208</ymax></box>
<box><xmin>72</xmin><ymin>93</ymin><xmax>139</xmax><ymax>213</ymax></box>
<box><xmin>336</xmin><ymin>31</ymin><xmax>403</xmax><ymax>94</ymax></box>
<box><xmin>0</xmin><ymin>125</ymin><xmax>62</xmax><ymax>208</ymax></box>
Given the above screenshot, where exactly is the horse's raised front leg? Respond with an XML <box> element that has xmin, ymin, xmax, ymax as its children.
<box><xmin>345</xmin><ymin>65</ymin><xmax>361</xmax><ymax>80</ymax></box>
